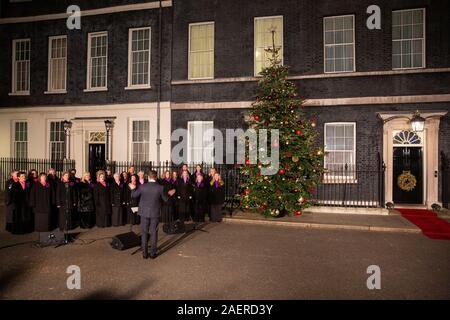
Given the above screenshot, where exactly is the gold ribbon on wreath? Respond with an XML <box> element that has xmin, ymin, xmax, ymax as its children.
<box><xmin>397</xmin><ymin>170</ymin><xmax>417</xmax><ymax>192</ymax></box>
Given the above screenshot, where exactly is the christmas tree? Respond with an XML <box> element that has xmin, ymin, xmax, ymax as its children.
<box><xmin>240</xmin><ymin>36</ymin><xmax>324</xmax><ymax>217</ymax></box>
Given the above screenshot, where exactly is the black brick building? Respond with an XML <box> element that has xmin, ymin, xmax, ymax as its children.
<box><xmin>0</xmin><ymin>0</ymin><xmax>449</xmax><ymax>208</ymax></box>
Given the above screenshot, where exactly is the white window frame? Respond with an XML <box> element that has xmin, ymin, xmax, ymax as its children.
<box><xmin>10</xmin><ymin>38</ymin><xmax>31</xmax><ymax>96</ymax></box>
<box><xmin>392</xmin><ymin>8</ymin><xmax>426</xmax><ymax>70</ymax></box>
<box><xmin>12</xmin><ymin>120</ymin><xmax>28</xmax><ymax>159</ymax></box>
<box><xmin>85</xmin><ymin>31</ymin><xmax>108</xmax><ymax>92</ymax></box>
<box><xmin>129</xmin><ymin>118</ymin><xmax>151</xmax><ymax>163</ymax></box>
<box><xmin>126</xmin><ymin>27</ymin><xmax>152</xmax><ymax>89</ymax></box>
<box><xmin>254</xmin><ymin>15</ymin><xmax>284</xmax><ymax>77</ymax></box>
<box><xmin>323</xmin><ymin>122</ymin><xmax>357</xmax><ymax>182</ymax></box>
<box><xmin>187</xmin><ymin>121</ymin><xmax>214</xmax><ymax>165</ymax></box>
<box><xmin>47</xmin><ymin>120</ymin><xmax>66</xmax><ymax>160</ymax></box>
<box><xmin>46</xmin><ymin>35</ymin><xmax>67</xmax><ymax>94</ymax></box>
<box><xmin>323</xmin><ymin>14</ymin><xmax>356</xmax><ymax>74</ymax></box>
<box><xmin>188</xmin><ymin>21</ymin><xmax>215</xmax><ymax>80</ymax></box>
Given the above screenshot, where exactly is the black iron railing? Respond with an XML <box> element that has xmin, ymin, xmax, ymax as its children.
<box><xmin>442</xmin><ymin>152</ymin><xmax>450</xmax><ymax>209</ymax></box>
<box><xmin>106</xmin><ymin>159</ymin><xmax>386</xmax><ymax>210</ymax></box>
<box><xmin>0</xmin><ymin>157</ymin><xmax>75</xmax><ymax>191</ymax></box>
<box><xmin>105</xmin><ymin>161</ymin><xmax>244</xmax><ymax>213</ymax></box>
<box><xmin>310</xmin><ymin>163</ymin><xmax>385</xmax><ymax>208</ymax></box>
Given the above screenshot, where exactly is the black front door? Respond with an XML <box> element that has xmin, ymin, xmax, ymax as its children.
<box><xmin>393</xmin><ymin>147</ymin><xmax>423</xmax><ymax>204</ymax></box>
<box><xmin>89</xmin><ymin>144</ymin><xmax>106</xmax><ymax>181</ymax></box>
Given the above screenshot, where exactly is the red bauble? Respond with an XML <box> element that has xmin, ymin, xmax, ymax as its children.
<box><xmin>294</xmin><ymin>210</ymin><xmax>302</xmax><ymax>216</ymax></box>
<box><xmin>244</xmin><ymin>189</ymin><xmax>250</xmax><ymax>195</ymax></box>
<box><xmin>254</xmin><ymin>115</ymin><xmax>260</xmax><ymax>121</ymax></box>
<box><xmin>296</xmin><ymin>130</ymin><xmax>302</xmax><ymax>135</ymax></box>
<box><xmin>279</xmin><ymin>169</ymin><xmax>285</xmax><ymax>175</ymax></box>
<box><xmin>245</xmin><ymin>159</ymin><xmax>251</xmax><ymax>165</ymax></box>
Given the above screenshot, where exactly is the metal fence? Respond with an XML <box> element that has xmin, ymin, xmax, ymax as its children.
<box><xmin>0</xmin><ymin>157</ymin><xmax>75</xmax><ymax>191</ymax></box>
<box><xmin>106</xmin><ymin>159</ymin><xmax>386</xmax><ymax>210</ymax></box>
<box><xmin>310</xmin><ymin>164</ymin><xmax>385</xmax><ymax>208</ymax></box>
<box><xmin>442</xmin><ymin>152</ymin><xmax>450</xmax><ymax>209</ymax></box>
<box><xmin>105</xmin><ymin>161</ymin><xmax>244</xmax><ymax>212</ymax></box>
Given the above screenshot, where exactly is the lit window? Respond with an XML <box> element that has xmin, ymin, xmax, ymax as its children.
<box><xmin>48</xmin><ymin>36</ymin><xmax>67</xmax><ymax>92</ymax></box>
<box><xmin>131</xmin><ymin>120</ymin><xmax>150</xmax><ymax>162</ymax></box>
<box><xmin>87</xmin><ymin>32</ymin><xmax>108</xmax><ymax>90</ymax></box>
<box><xmin>12</xmin><ymin>39</ymin><xmax>31</xmax><ymax>94</ymax></box>
<box><xmin>49</xmin><ymin>121</ymin><xmax>66</xmax><ymax>160</ymax></box>
<box><xmin>254</xmin><ymin>16</ymin><xmax>283</xmax><ymax>75</ymax></box>
<box><xmin>14</xmin><ymin>121</ymin><xmax>28</xmax><ymax>158</ymax></box>
<box><xmin>128</xmin><ymin>27</ymin><xmax>151</xmax><ymax>87</ymax></box>
<box><xmin>189</xmin><ymin>22</ymin><xmax>214</xmax><ymax>79</ymax></box>
<box><xmin>188</xmin><ymin>121</ymin><xmax>214</xmax><ymax>164</ymax></box>
<box><xmin>392</xmin><ymin>8</ymin><xmax>425</xmax><ymax>69</ymax></box>
<box><xmin>324</xmin><ymin>15</ymin><xmax>355</xmax><ymax>73</ymax></box>
<box><xmin>324</xmin><ymin>123</ymin><xmax>356</xmax><ymax>172</ymax></box>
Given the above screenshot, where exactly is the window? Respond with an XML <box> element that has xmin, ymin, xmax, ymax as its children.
<box><xmin>47</xmin><ymin>36</ymin><xmax>67</xmax><ymax>93</ymax></box>
<box><xmin>14</xmin><ymin>121</ymin><xmax>28</xmax><ymax>158</ymax></box>
<box><xmin>49</xmin><ymin>121</ymin><xmax>66</xmax><ymax>160</ymax></box>
<box><xmin>189</xmin><ymin>22</ymin><xmax>214</xmax><ymax>79</ymax></box>
<box><xmin>254</xmin><ymin>16</ymin><xmax>283</xmax><ymax>75</ymax></box>
<box><xmin>324</xmin><ymin>15</ymin><xmax>355</xmax><ymax>73</ymax></box>
<box><xmin>188</xmin><ymin>121</ymin><xmax>214</xmax><ymax>164</ymax></box>
<box><xmin>392</xmin><ymin>8</ymin><xmax>425</xmax><ymax>69</ymax></box>
<box><xmin>11</xmin><ymin>39</ymin><xmax>31</xmax><ymax>95</ymax></box>
<box><xmin>86</xmin><ymin>32</ymin><xmax>108</xmax><ymax>90</ymax></box>
<box><xmin>324</xmin><ymin>123</ymin><xmax>356</xmax><ymax>172</ymax></box>
<box><xmin>128</xmin><ymin>27</ymin><xmax>151</xmax><ymax>88</ymax></box>
<box><xmin>131</xmin><ymin>120</ymin><xmax>150</xmax><ymax>162</ymax></box>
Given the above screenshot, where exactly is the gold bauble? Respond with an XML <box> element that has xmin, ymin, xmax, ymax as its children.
<box><xmin>292</xmin><ymin>156</ymin><xmax>299</xmax><ymax>162</ymax></box>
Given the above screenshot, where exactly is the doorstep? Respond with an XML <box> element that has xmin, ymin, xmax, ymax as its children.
<box><xmin>304</xmin><ymin>206</ymin><xmax>389</xmax><ymax>216</ymax></box>
<box><xmin>224</xmin><ymin>210</ymin><xmax>421</xmax><ymax>234</ymax></box>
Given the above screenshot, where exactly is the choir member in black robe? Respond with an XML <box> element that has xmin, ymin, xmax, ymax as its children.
<box><xmin>127</xmin><ymin>166</ymin><xmax>136</xmax><ymax>182</ymax></box>
<box><xmin>123</xmin><ymin>175</ymin><xmax>140</xmax><ymax>225</ymax></box>
<box><xmin>176</xmin><ymin>170</ymin><xmax>193</xmax><ymax>222</ymax></box>
<box><xmin>69</xmin><ymin>168</ymin><xmax>81</xmax><ymax>184</ymax></box>
<box><xmin>27</xmin><ymin>169</ymin><xmax>38</xmax><ymax>187</ymax></box>
<box><xmin>137</xmin><ymin>171</ymin><xmax>147</xmax><ymax>186</ymax></box>
<box><xmin>179</xmin><ymin>164</ymin><xmax>191</xmax><ymax>177</ymax></box>
<box><xmin>191</xmin><ymin>164</ymin><xmax>204</xmax><ymax>182</ymax></box>
<box><xmin>160</xmin><ymin>171</ymin><xmax>176</xmax><ymax>224</ymax></box>
<box><xmin>47</xmin><ymin>168</ymin><xmax>59</xmax><ymax>229</ymax></box>
<box><xmin>193</xmin><ymin>174</ymin><xmax>208</xmax><ymax>223</ymax></box>
<box><xmin>56</xmin><ymin>172</ymin><xmax>78</xmax><ymax>231</ymax></box>
<box><xmin>11</xmin><ymin>172</ymin><xmax>33</xmax><ymax>234</ymax></box>
<box><xmin>171</xmin><ymin>171</ymin><xmax>179</xmax><ymax>220</ymax></box>
<box><xmin>110</xmin><ymin>173</ymin><xmax>124</xmax><ymax>227</ymax></box>
<box><xmin>29</xmin><ymin>173</ymin><xmax>53</xmax><ymax>232</ymax></box>
<box><xmin>5</xmin><ymin>170</ymin><xmax>18</xmax><ymax>233</ymax></box>
<box><xmin>120</xmin><ymin>171</ymin><xmax>128</xmax><ymax>185</ymax></box>
<box><xmin>77</xmin><ymin>172</ymin><xmax>96</xmax><ymax>229</ymax></box>
<box><xmin>105</xmin><ymin>169</ymin><xmax>114</xmax><ymax>185</ymax></box>
<box><xmin>209</xmin><ymin>173</ymin><xmax>225</xmax><ymax>223</ymax></box>
<box><xmin>94</xmin><ymin>171</ymin><xmax>112</xmax><ymax>228</ymax></box>
<box><xmin>205</xmin><ymin>168</ymin><xmax>217</xmax><ymax>218</ymax></box>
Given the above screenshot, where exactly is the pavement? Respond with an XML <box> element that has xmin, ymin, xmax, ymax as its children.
<box><xmin>0</xmin><ymin>203</ymin><xmax>450</xmax><ymax>300</ymax></box>
<box><xmin>225</xmin><ymin>209</ymin><xmax>425</xmax><ymax>234</ymax></box>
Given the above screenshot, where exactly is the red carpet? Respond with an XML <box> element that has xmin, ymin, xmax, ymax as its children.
<box><xmin>397</xmin><ymin>208</ymin><xmax>450</xmax><ymax>240</ymax></box>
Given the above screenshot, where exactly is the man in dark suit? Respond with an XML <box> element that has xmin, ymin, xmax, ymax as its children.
<box><xmin>131</xmin><ymin>170</ymin><xmax>175</xmax><ymax>259</ymax></box>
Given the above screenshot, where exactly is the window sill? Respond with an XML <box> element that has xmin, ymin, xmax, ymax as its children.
<box><xmin>323</xmin><ymin>70</ymin><xmax>356</xmax><ymax>75</ymax></box>
<box><xmin>392</xmin><ymin>66</ymin><xmax>426</xmax><ymax>71</ymax></box>
<box><xmin>322</xmin><ymin>178</ymin><xmax>358</xmax><ymax>184</ymax></box>
<box><xmin>124</xmin><ymin>85</ymin><xmax>152</xmax><ymax>90</ymax></box>
<box><xmin>8</xmin><ymin>92</ymin><xmax>30</xmax><ymax>96</ymax></box>
<box><xmin>44</xmin><ymin>90</ymin><xmax>67</xmax><ymax>95</ymax></box>
<box><xmin>83</xmin><ymin>88</ymin><xmax>108</xmax><ymax>93</ymax></box>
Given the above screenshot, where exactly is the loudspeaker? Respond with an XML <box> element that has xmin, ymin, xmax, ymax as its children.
<box><xmin>111</xmin><ymin>232</ymin><xmax>141</xmax><ymax>250</ymax></box>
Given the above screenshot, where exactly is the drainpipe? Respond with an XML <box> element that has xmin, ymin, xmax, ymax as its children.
<box><xmin>156</xmin><ymin>0</ymin><xmax>162</xmax><ymax>164</ymax></box>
